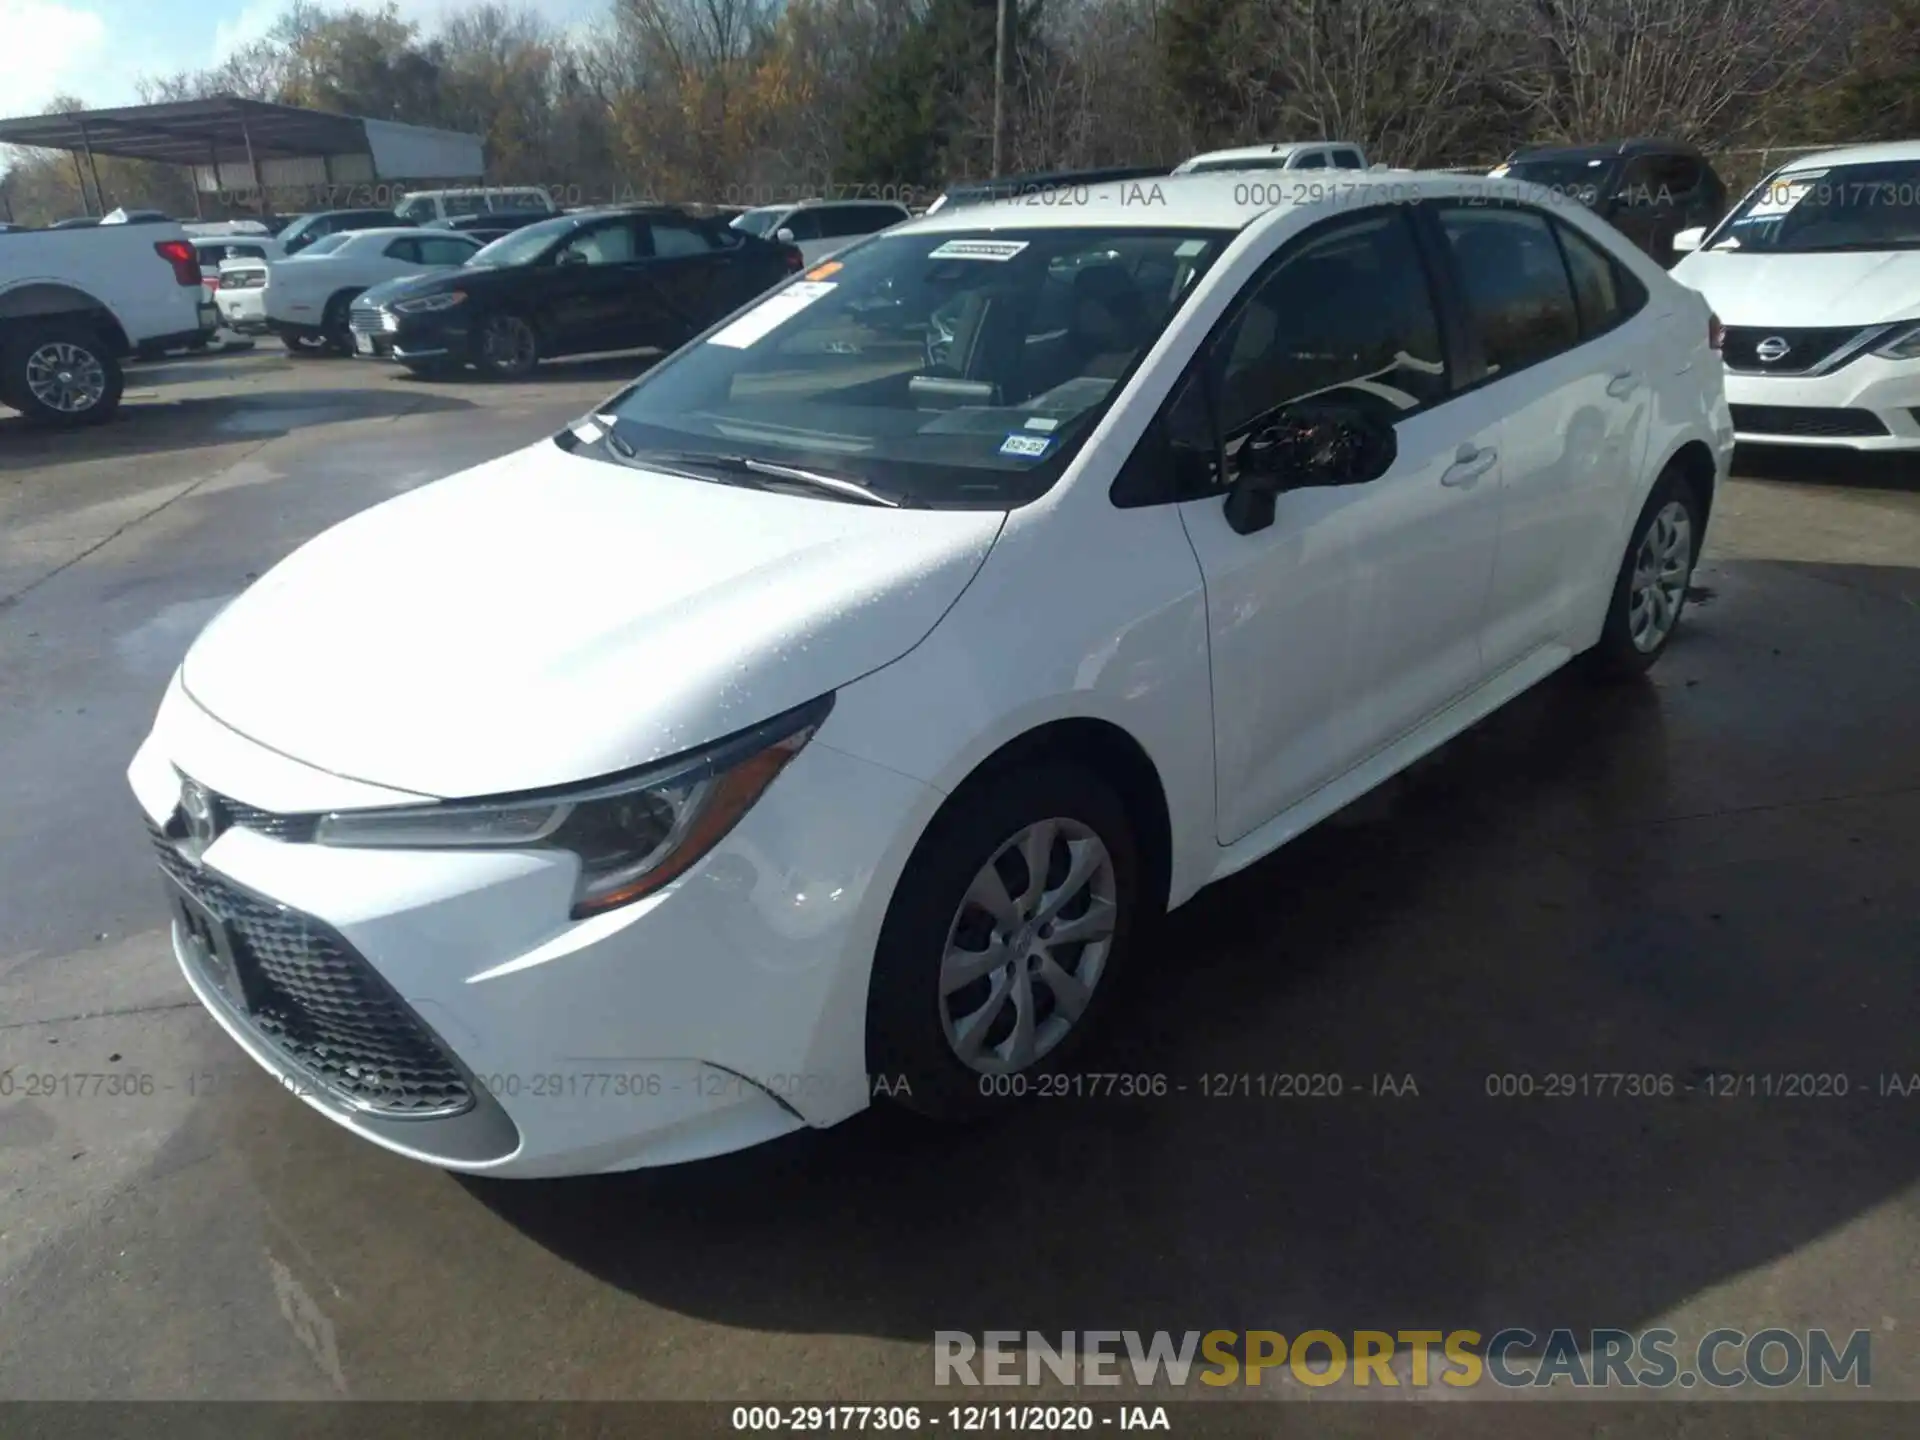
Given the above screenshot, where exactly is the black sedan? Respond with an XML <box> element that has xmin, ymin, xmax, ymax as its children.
<box><xmin>348</xmin><ymin>206</ymin><xmax>804</xmax><ymax>378</ymax></box>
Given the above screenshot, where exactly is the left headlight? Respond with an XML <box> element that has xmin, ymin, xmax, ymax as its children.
<box><xmin>392</xmin><ymin>291</ymin><xmax>467</xmax><ymax>314</ymax></box>
<box><xmin>312</xmin><ymin>696</ymin><xmax>831</xmax><ymax>918</ymax></box>
<box><xmin>1872</xmin><ymin>321</ymin><xmax>1920</xmax><ymax>360</ymax></box>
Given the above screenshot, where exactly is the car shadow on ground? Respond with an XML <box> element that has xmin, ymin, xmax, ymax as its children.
<box><xmin>0</xmin><ymin>386</ymin><xmax>478</xmax><ymax>463</ymax></box>
<box><xmin>461</xmin><ymin>595</ymin><xmax>1920</xmax><ymax>1350</ymax></box>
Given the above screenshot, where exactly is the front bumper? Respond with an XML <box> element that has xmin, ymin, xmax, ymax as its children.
<box><xmin>128</xmin><ymin>674</ymin><xmax>936</xmax><ymax>1177</ymax></box>
<box><xmin>348</xmin><ymin>308</ymin><xmax>471</xmax><ymax>364</ymax></box>
<box><xmin>1724</xmin><ymin>356</ymin><xmax>1920</xmax><ymax>451</ymax></box>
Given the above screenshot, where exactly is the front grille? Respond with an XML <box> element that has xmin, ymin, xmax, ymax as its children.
<box><xmin>1720</xmin><ymin>325</ymin><xmax>1864</xmax><ymax>375</ymax></box>
<box><xmin>348</xmin><ymin>305</ymin><xmax>388</xmax><ymax>335</ymax></box>
<box><xmin>1729</xmin><ymin>404</ymin><xmax>1889</xmax><ymax>438</ymax></box>
<box><xmin>151</xmin><ymin>823</ymin><xmax>474</xmax><ymax>1117</ymax></box>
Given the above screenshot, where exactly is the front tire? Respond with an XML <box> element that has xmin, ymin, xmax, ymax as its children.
<box><xmin>321</xmin><ymin>292</ymin><xmax>360</xmax><ymax>355</ymax></box>
<box><xmin>1583</xmin><ymin>470</ymin><xmax>1703</xmax><ymax>678</ymax></box>
<box><xmin>474</xmin><ymin>312</ymin><xmax>539</xmax><ymax>379</ymax></box>
<box><xmin>1</xmin><ymin>322</ymin><xmax>123</xmax><ymax>427</ymax></box>
<box><xmin>866</xmin><ymin>764</ymin><xmax>1141</xmax><ymax>1120</ymax></box>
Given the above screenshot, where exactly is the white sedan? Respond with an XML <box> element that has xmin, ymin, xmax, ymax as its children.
<box><xmin>1673</xmin><ymin>139</ymin><xmax>1920</xmax><ymax>449</ymax></box>
<box><xmin>223</xmin><ymin>227</ymin><xmax>481</xmax><ymax>354</ymax></box>
<box><xmin>130</xmin><ymin>171</ymin><xmax>1732</xmax><ymax>1177</ymax></box>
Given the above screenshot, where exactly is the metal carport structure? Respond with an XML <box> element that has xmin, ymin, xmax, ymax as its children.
<box><xmin>0</xmin><ymin>96</ymin><xmax>483</xmax><ymax>218</ymax></box>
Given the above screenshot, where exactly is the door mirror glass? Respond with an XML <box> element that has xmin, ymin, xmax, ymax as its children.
<box><xmin>1224</xmin><ymin>404</ymin><xmax>1397</xmax><ymax>534</ymax></box>
<box><xmin>1672</xmin><ymin>225</ymin><xmax>1706</xmax><ymax>253</ymax></box>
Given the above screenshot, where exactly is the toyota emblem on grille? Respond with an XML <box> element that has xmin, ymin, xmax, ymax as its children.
<box><xmin>1755</xmin><ymin>336</ymin><xmax>1792</xmax><ymax>364</ymax></box>
<box><xmin>180</xmin><ymin>779</ymin><xmax>219</xmax><ymax>846</ymax></box>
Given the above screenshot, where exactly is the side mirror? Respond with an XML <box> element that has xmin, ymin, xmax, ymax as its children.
<box><xmin>1223</xmin><ymin>404</ymin><xmax>1397</xmax><ymax>536</ymax></box>
<box><xmin>776</xmin><ymin>227</ymin><xmax>797</xmax><ymax>244</ymax></box>
<box><xmin>1672</xmin><ymin>226</ymin><xmax>1706</xmax><ymax>254</ymax></box>
<box><xmin>557</xmin><ymin>248</ymin><xmax>587</xmax><ymax>267</ymax></box>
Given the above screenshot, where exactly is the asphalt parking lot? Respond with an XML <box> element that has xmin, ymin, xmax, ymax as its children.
<box><xmin>2</xmin><ymin>348</ymin><xmax>1918</xmax><ymax>1411</ymax></box>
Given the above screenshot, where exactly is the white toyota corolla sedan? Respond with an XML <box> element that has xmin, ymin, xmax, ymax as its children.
<box><xmin>1671</xmin><ymin>139</ymin><xmax>1920</xmax><ymax>450</ymax></box>
<box><xmin>130</xmin><ymin>171</ymin><xmax>1733</xmax><ymax>1177</ymax></box>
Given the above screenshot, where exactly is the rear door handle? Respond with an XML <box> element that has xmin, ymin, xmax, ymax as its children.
<box><xmin>1607</xmin><ymin>370</ymin><xmax>1639</xmax><ymax>398</ymax></box>
<box><xmin>1441</xmin><ymin>444</ymin><xmax>1496</xmax><ymax>488</ymax></box>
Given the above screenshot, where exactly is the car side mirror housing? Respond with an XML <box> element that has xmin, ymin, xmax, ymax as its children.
<box><xmin>1672</xmin><ymin>226</ymin><xmax>1706</xmax><ymax>254</ymax></box>
<box><xmin>1223</xmin><ymin>405</ymin><xmax>1397</xmax><ymax>536</ymax></box>
<box><xmin>776</xmin><ymin>227</ymin><xmax>797</xmax><ymax>244</ymax></box>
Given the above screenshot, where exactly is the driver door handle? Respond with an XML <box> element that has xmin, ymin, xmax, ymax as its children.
<box><xmin>1441</xmin><ymin>443</ymin><xmax>1496</xmax><ymax>488</ymax></box>
<box><xmin>1607</xmin><ymin>370</ymin><xmax>1639</xmax><ymax>398</ymax></box>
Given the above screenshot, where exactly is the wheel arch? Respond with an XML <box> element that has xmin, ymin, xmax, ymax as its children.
<box><xmin>1661</xmin><ymin>436</ymin><xmax>1719</xmax><ymax>536</ymax></box>
<box><xmin>919</xmin><ymin>717</ymin><xmax>1175</xmax><ymax>921</ymax></box>
<box><xmin>0</xmin><ymin>284</ymin><xmax>132</xmax><ymax>356</ymax></box>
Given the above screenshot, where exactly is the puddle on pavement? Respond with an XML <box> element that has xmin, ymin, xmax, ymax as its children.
<box><xmin>114</xmin><ymin>596</ymin><xmax>235</xmax><ymax>672</ymax></box>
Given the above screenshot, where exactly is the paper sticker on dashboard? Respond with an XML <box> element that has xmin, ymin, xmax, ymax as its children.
<box><xmin>929</xmin><ymin>239</ymin><xmax>1030</xmax><ymax>262</ymax></box>
<box><xmin>707</xmin><ymin>281</ymin><xmax>837</xmax><ymax>349</ymax></box>
<box><xmin>1000</xmin><ymin>433</ymin><xmax>1052</xmax><ymax>458</ymax></box>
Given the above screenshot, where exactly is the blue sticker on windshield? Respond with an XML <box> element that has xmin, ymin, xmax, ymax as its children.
<box><xmin>1001</xmin><ymin>433</ymin><xmax>1052</xmax><ymax>459</ymax></box>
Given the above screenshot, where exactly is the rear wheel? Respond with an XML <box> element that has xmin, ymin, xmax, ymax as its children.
<box><xmin>1583</xmin><ymin>470</ymin><xmax>1703</xmax><ymax>678</ymax></box>
<box><xmin>866</xmin><ymin>764</ymin><xmax>1141</xmax><ymax>1120</ymax></box>
<box><xmin>281</xmin><ymin>331</ymin><xmax>329</xmax><ymax>356</ymax></box>
<box><xmin>474</xmin><ymin>312</ymin><xmax>539</xmax><ymax>379</ymax></box>
<box><xmin>1</xmin><ymin>322</ymin><xmax>124</xmax><ymax>427</ymax></box>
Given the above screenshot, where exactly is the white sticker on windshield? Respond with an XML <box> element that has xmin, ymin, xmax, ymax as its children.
<box><xmin>929</xmin><ymin>239</ymin><xmax>1030</xmax><ymax>262</ymax></box>
<box><xmin>1024</xmin><ymin>416</ymin><xmax>1060</xmax><ymax>432</ymax></box>
<box><xmin>1174</xmin><ymin>239</ymin><xmax>1209</xmax><ymax>257</ymax></box>
<box><xmin>1000</xmin><ymin>433</ymin><xmax>1052</xmax><ymax>458</ymax></box>
<box><xmin>706</xmin><ymin>281</ymin><xmax>837</xmax><ymax>349</ymax></box>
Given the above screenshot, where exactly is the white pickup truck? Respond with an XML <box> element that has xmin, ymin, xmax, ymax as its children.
<box><xmin>0</xmin><ymin>219</ymin><xmax>218</xmax><ymax>427</ymax></box>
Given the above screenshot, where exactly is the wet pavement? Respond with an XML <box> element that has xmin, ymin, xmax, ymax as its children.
<box><xmin>2</xmin><ymin>354</ymin><xmax>1918</xmax><ymax>1408</ymax></box>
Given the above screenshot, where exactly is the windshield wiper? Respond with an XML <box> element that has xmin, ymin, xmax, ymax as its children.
<box><xmin>606</xmin><ymin>442</ymin><xmax>902</xmax><ymax>508</ymax></box>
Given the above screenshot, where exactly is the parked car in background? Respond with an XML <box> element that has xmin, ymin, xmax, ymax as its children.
<box><xmin>276</xmin><ymin>208</ymin><xmax>409</xmax><ymax>257</ymax></box>
<box><xmin>428</xmin><ymin>210</ymin><xmax>558</xmax><ymax>246</ymax></box>
<box><xmin>131</xmin><ymin>170</ymin><xmax>1729</xmax><ymax>1177</ymax></box>
<box><xmin>729</xmin><ymin>199</ymin><xmax>911</xmax><ymax>265</ymax></box>
<box><xmin>1172</xmin><ymin>141</ymin><xmax>1367</xmax><ymax>174</ymax></box>
<box><xmin>1490</xmin><ymin>140</ymin><xmax>1727</xmax><ymax>267</ymax></box>
<box><xmin>1671</xmin><ymin>139</ymin><xmax>1920</xmax><ymax>450</ymax></box>
<box><xmin>395</xmin><ymin>187</ymin><xmax>559</xmax><ymax>226</ymax></box>
<box><xmin>192</xmin><ymin>234</ymin><xmax>281</xmax><ymax>306</ymax></box>
<box><xmin>219</xmin><ymin>227</ymin><xmax>481</xmax><ymax>353</ymax></box>
<box><xmin>348</xmin><ymin>206</ymin><xmax>801</xmax><ymax>378</ymax></box>
<box><xmin>924</xmin><ymin>165</ymin><xmax>1171</xmax><ymax>214</ymax></box>
<box><xmin>0</xmin><ymin>218</ymin><xmax>215</xmax><ymax>425</ymax></box>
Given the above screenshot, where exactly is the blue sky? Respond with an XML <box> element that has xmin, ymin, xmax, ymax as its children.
<box><xmin>0</xmin><ymin>0</ymin><xmax>603</xmax><ymax>118</ymax></box>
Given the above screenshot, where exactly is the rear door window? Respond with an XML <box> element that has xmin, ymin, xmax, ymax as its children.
<box><xmin>1434</xmin><ymin>205</ymin><xmax>1582</xmax><ymax>375</ymax></box>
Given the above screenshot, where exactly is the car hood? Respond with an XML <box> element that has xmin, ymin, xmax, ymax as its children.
<box><xmin>1672</xmin><ymin>248</ymin><xmax>1920</xmax><ymax>327</ymax></box>
<box><xmin>181</xmin><ymin>441</ymin><xmax>1006</xmax><ymax>798</ymax></box>
<box><xmin>358</xmin><ymin>270</ymin><xmax>451</xmax><ymax>307</ymax></box>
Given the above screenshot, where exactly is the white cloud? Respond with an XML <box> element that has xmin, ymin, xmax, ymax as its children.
<box><xmin>0</xmin><ymin>0</ymin><xmax>108</xmax><ymax>113</ymax></box>
<box><xmin>211</xmin><ymin>0</ymin><xmax>285</xmax><ymax>61</ymax></box>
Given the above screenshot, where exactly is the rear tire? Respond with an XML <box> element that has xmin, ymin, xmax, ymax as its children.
<box><xmin>281</xmin><ymin>332</ymin><xmax>329</xmax><ymax>356</ymax></box>
<box><xmin>866</xmin><ymin>763</ymin><xmax>1142</xmax><ymax>1121</ymax></box>
<box><xmin>1</xmin><ymin>322</ymin><xmax>124</xmax><ymax>427</ymax></box>
<box><xmin>1582</xmin><ymin>470</ymin><xmax>1703</xmax><ymax>679</ymax></box>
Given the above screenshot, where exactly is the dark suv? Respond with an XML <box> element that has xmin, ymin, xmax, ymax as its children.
<box><xmin>277</xmin><ymin>208</ymin><xmax>412</xmax><ymax>256</ymax></box>
<box><xmin>1496</xmin><ymin>140</ymin><xmax>1728</xmax><ymax>267</ymax></box>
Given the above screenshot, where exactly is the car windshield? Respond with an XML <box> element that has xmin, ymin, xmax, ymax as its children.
<box><xmin>1706</xmin><ymin>160</ymin><xmax>1920</xmax><ymax>252</ymax></box>
<box><xmin>1503</xmin><ymin>156</ymin><xmax>1616</xmax><ymax>206</ymax></box>
<box><xmin>468</xmin><ymin>215</ymin><xmax>576</xmax><ymax>267</ymax></box>
<box><xmin>731</xmin><ymin>207</ymin><xmax>785</xmax><ymax>237</ymax></box>
<box><xmin>603</xmin><ymin>226</ymin><xmax>1229</xmax><ymax>509</ymax></box>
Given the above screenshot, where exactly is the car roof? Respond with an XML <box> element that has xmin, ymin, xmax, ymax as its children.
<box><xmin>1511</xmin><ymin>138</ymin><xmax>1703</xmax><ymax>161</ymax></box>
<box><xmin>900</xmin><ymin>169</ymin><xmax>1545</xmax><ymax>235</ymax></box>
<box><xmin>779</xmin><ymin>197</ymin><xmax>911</xmax><ymax>211</ymax></box>
<box><xmin>1183</xmin><ymin>141</ymin><xmax>1355</xmax><ymax>164</ymax></box>
<box><xmin>338</xmin><ymin>226</ymin><xmax>481</xmax><ymax>241</ymax></box>
<box><xmin>1774</xmin><ymin>139</ymin><xmax>1920</xmax><ymax>172</ymax></box>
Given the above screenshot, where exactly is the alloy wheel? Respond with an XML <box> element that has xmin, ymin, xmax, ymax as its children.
<box><xmin>1628</xmin><ymin>500</ymin><xmax>1693</xmax><ymax>652</ymax></box>
<box><xmin>939</xmin><ymin>817</ymin><xmax>1118</xmax><ymax>1074</ymax></box>
<box><xmin>483</xmin><ymin>315</ymin><xmax>537</xmax><ymax>373</ymax></box>
<box><xmin>24</xmin><ymin>341</ymin><xmax>106</xmax><ymax>413</ymax></box>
